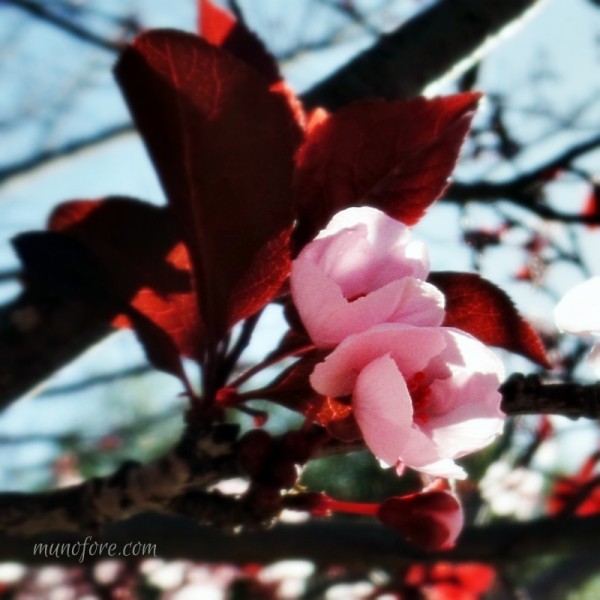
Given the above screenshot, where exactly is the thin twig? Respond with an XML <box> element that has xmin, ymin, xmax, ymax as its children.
<box><xmin>0</xmin><ymin>123</ymin><xmax>133</xmax><ymax>187</ymax></box>
<box><xmin>4</xmin><ymin>0</ymin><xmax>124</xmax><ymax>52</ymax></box>
<box><xmin>39</xmin><ymin>364</ymin><xmax>151</xmax><ymax>397</ymax></box>
<box><xmin>501</xmin><ymin>373</ymin><xmax>600</xmax><ymax>419</ymax></box>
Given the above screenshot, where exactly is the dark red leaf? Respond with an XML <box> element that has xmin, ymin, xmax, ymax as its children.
<box><xmin>50</xmin><ymin>197</ymin><xmax>203</xmax><ymax>362</ymax></box>
<box><xmin>198</xmin><ymin>0</ymin><xmax>232</xmax><ymax>44</ymax></box>
<box><xmin>14</xmin><ymin>231</ymin><xmax>116</xmax><ymax>305</ymax></box>
<box><xmin>13</xmin><ymin>230</ymin><xmax>190</xmax><ymax>386</ymax></box>
<box><xmin>198</xmin><ymin>0</ymin><xmax>305</xmax><ymax>127</ymax></box>
<box><xmin>198</xmin><ymin>0</ymin><xmax>280</xmax><ymax>83</ymax></box>
<box><xmin>429</xmin><ymin>272</ymin><xmax>551</xmax><ymax>368</ymax></box>
<box><xmin>293</xmin><ymin>93</ymin><xmax>481</xmax><ymax>249</ymax></box>
<box><xmin>115</xmin><ymin>30</ymin><xmax>302</xmax><ymax>346</ymax></box>
<box><xmin>123</xmin><ymin>307</ymin><xmax>193</xmax><ymax>390</ymax></box>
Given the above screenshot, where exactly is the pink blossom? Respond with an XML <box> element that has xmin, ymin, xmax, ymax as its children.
<box><xmin>554</xmin><ymin>276</ymin><xmax>600</xmax><ymax>375</ymax></box>
<box><xmin>310</xmin><ymin>324</ymin><xmax>505</xmax><ymax>478</ymax></box>
<box><xmin>290</xmin><ymin>207</ymin><xmax>445</xmax><ymax>347</ymax></box>
<box><xmin>377</xmin><ymin>480</ymin><xmax>464</xmax><ymax>550</ymax></box>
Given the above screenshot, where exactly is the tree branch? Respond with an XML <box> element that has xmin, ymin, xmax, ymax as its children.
<box><xmin>2</xmin><ymin>370</ymin><xmax>599</xmax><ymax>543</ymax></box>
<box><xmin>0</xmin><ymin>123</ymin><xmax>133</xmax><ymax>188</ymax></box>
<box><xmin>0</xmin><ymin>288</ymin><xmax>111</xmax><ymax>410</ymax></box>
<box><xmin>2</xmin><ymin>377</ymin><xmax>600</xmax><ymax>554</ymax></box>
<box><xmin>40</xmin><ymin>364</ymin><xmax>151</xmax><ymax>397</ymax></box>
<box><xmin>501</xmin><ymin>373</ymin><xmax>600</xmax><ymax>419</ymax></box>
<box><xmin>446</xmin><ymin>132</ymin><xmax>600</xmax><ymax>223</ymax></box>
<box><xmin>303</xmin><ymin>0</ymin><xmax>545</xmax><ymax>108</ymax></box>
<box><xmin>0</xmin><ymin>424</ymin><xmax>240</xmax><ymax>536</ymax></box>
<box><xmin>4</xmin><ymin>512</ymin><xmax>600</xmax><ymax>567</ymax></box>
<box><xmin>0</xmin><ymin>269</ymin><xmax>20</xmax><ymax>283</ymax></box>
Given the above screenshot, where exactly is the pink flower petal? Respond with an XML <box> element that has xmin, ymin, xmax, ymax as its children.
<box><xmin>352</xmin><ymin>354</ymin><xmax>414</xmax><ymax>467</ymax></box>
<box><xmin>394</xmin><ymin>428</ymin><xmax>467</xmax><ymax>479</ymax></box>
<box><xmin>301</xmin><ymin>209</ymin><xmax>427</xmax><ymax>298</ymax></box>
<box><xmin>310</xmin><ymin>325</ymin><xmax>447</xmax><ymax>397</ymax></box>
<box><xmin>291</xmin><ymin>207</ymin><xmax>438</xmax><ymax>346</ymax></box>
<box><xmin>381</xmin><ymin>278</ymin><xmax>445</xmax><ymax>327</ymax></box>
<box><xmin>423</xmin><ymin>330</ymin><xmax>504</xmax><ymax>459</ymax></box>
<box><xmin>341</xmin><ymin>343</ymin><xmax>468</xmax><ymax>479</ymax></box>
<box><xmin>301</xmin><ymin>226</ymin><xmax>376</xmax><ymax>300</ymax></box>
<box><xmin>434</xmin><ymin>328</ymin><xmax>506</xmax><ymax>380</ymax></box>
<box><xmin>425</xmin><ymin>328</ymin><xmax>505</xmax><ymax>416</ymax></box>
<box><xmin>291</xmin><ymin>260</ymin><xmax>445</xmax><ymax>347</ymax></box>
<box><xmin>321</xmin><ymin>207</ymin><xmax>429</xmax><ymax>282</ymax></box>
<box><xmin>310</xmin><ymin>325</ymin><xmax>503</xmax><ymax>478</ymax></box>
<box><xmin>289</xmin><ymin>252</ymin><xmax>353</xmax><ymax>347</ymax></box>
<box><xmin>554</xmin><ymin>276</ymin><xmax>600</xmax><ymax>335</ymax></box>
<box><xmin>426</xmin><ymin>401</ymin><xmax>504</xmax><ymax>460</ymax></box>
<box><xmin>343</xmin><ymin>278</ymin><xmax>444</xmax><ymax>342</ymax></box>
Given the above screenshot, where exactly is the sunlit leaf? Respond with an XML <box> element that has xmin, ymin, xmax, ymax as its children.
<box><xmin>198</xmin><ymin>0</ymin><xmax>280</xmax><ymax>82</ymax></box>
<box><xmin>430</xmin><ymin>271</ymin><xmax>551</xmax><ymax>368</ymax></box>
<box><xmin>50</xmin><ymin>197</ymin><xmax>203</xmax><ymax>361</ymax></box>
<box><xmin>293</xmin><ymin>93</ymin><xmax>481</xmax><ymax>248</ymax></box>
<box><xmin>115</xmin><ymin>30</ymin><xmax>302</xmax><ymax>347</ymax></box>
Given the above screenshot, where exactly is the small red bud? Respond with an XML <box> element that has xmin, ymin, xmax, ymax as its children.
<box><xmin>216</xmin><ymin>386</ymin><xmax>240</xmax><ymax>405</ymax></box>
<box><xmin>377</xmin><ymin>484</ymin><xmax>463</xmax><ymax>551</ymax></box>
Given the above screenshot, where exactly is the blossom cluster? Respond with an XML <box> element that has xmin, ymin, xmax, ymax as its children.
<box><xmin>290</xmin><ymin>207</ymin><xmax>507</xmax><ymax>547</ymax></box>
<box><xmin>291</xmin><ymin>206</ymin><xmax>506</xmax><ymax>480</ymax></box>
